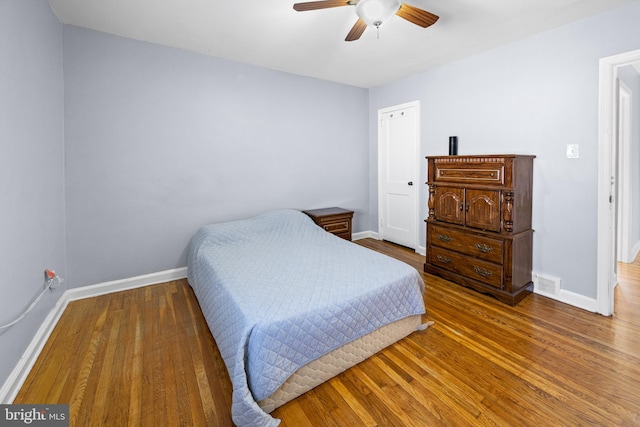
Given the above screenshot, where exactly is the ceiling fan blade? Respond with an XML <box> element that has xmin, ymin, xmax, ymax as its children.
<box><xmin>293</xmin><ymin>0</ymin><xmax>351</xmax><ymax>11</ymax></box>
<box><xmin>396</xmin><ymin>4</ymin><xmax>439</xmax><ymax>28</ymax></box>
<box><xmin>345</xmin><ymin>18</ymin><xmax>367</xmax><ymax>41</ymax></box>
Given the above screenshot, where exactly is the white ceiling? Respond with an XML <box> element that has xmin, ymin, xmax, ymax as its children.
<box><xmin>48</xmin><ymin>0</ymin><xmax>636</xmax><ymax>88</ymax></box>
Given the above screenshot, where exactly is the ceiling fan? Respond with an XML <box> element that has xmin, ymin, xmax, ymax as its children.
<box><xmin>292</xmin><ymin>0</ymin><xmax>439</xmax><ymax>41</ymax></box>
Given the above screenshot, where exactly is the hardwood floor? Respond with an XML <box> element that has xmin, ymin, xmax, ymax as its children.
<box><xmin>14</xmin><ymin>239</ymin><xmax>640</xmax><ymax>426</ymax></box>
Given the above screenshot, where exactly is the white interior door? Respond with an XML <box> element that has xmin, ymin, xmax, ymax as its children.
<box><xmin>378</xmin><ymin>102</ymin><xmax>419</xmax><ymax>249</ymax></box>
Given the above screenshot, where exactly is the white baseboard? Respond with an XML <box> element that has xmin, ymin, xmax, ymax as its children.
<box><xmin>352</xmin><ymin>230</ymin><xmax>379</xmax><ymax>240</ymax></box>
<box><xmin>533</xmin><ymin>287</ymin><xmax>598</xmax><ymax>313</ymax></box>
<box><xmin>0</xmin><ymin>292</ymin><xmax>70</xmax><ymax>404</ymax></box>
<box><xmin>0</xmin><ymin>267</ymin><xmax>188</xmax><ymax>404</ymax></box>
<box><xmin>66</xmin><ymin>267</ymin><xmax>187</xmax><ymax>302</ymax></box>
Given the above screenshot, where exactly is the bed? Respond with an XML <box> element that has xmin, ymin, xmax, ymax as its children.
<box><xmin>187</xmin><ymin>209</ymin><xmax>427</xmax><ymax>426</ymax></box>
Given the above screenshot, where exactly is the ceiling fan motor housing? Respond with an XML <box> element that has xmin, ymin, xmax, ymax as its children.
<box><xmin>355</xmin><ymin>0</ymin><xmax>401</xmax><ymax>27</ymax></box>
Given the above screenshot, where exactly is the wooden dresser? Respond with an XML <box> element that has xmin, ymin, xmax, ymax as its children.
<box><xmin>302</xmin><ymin>207</ymin><xmax>354</xmax><ymax>241</ymax></box>
<box><xmin>424</xmin><ymin>155</ymin><xmax>535</xmax><ymax>305</ymax></box>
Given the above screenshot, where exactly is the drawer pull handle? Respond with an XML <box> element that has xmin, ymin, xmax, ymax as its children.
<box><xmin>436</xmin><ymin>255</ymin><xmax>452</xmax><ymax>264</ymax></box>
<box><xmin>437</xmin><ymin>234</ymin><xmax>452</xmax><ymax>243</ymax></box>
<box><xmin>474</xmin><ymin>267</ymin><xmax>493</xmax><ymax>277</ymax></box>
<box><xmin>474</xmin><ymin>243</ymin><xmax>494</xmax><ymax>253</ymax></box>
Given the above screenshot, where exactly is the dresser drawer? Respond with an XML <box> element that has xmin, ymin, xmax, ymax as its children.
<box><xmin>429</xmin><ymin>247</ymin><xmax>503</xmax><ymax>289</ymax></box>
<box><xmin>428</xmin><ymin>224</ymin><xmax>504</xmax><ymax>264</ymax></box>
<box><xmin>436</xmin><ymin>166</ymin><xmax>503</xmax><ymax>184</ymax></box>
<box><xmin>320</xmin><ymin>219</ymin><xmax>350</xmax><ymax>235</ymax></box>
<box><xmin>432</xmin><ymin>157</ymin><xmax>505</xmax><ymax>186</ymax></box>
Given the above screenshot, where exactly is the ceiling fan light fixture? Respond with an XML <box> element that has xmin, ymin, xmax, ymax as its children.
<box><xmin>355</xmin><ymin>0</ymin><xmax>400</xmax><ymax>28</ymax></box>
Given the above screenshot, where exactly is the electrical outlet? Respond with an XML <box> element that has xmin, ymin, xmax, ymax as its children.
<box><xmin>50</xmin><ymin>276</ymin><xmax>62</xmax><ymax>290</ymax></box>
<box><xmin>566</xmin><ymin>144</ymin><xmax>579</xmax><ymax>159</ymax></box>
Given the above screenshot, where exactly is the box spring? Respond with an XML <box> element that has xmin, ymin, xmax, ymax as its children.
<box><xmin>258</xmin><ymin>314</ymin><xmax>421</xmax><ymax>412</ymax></box>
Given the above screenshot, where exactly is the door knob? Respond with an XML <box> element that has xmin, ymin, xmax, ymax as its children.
<box><xmin>408</xmin><ymin>181</ymin><xmax>413</xmax><ymax>186</ymax></box>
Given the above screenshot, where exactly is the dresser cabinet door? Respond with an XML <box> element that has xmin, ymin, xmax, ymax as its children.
<box><xmin>465</xmin><ymin>189</ymin><xmax>501</xmax><ymax>232</ymax></box>
<box><xmin>434</xmin><ymin>186</ymin><xmax>464</xmax><ymax>225</ymax></box>
<box><xmin>435</xmin><ymin>187</ymin><xmax>501</xmax><ymax>231</ymax></box>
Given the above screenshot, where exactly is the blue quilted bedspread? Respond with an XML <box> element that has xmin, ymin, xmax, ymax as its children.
<box><xmin>187</xmin><ymin>209</ymin><xmax>425</xmax><ymax>426</ymax></box>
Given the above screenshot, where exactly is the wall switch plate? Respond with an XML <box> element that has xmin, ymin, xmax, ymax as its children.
<box><xmin>566</xmin><ymin>144</ymin><xmax>579</xmax><ymax>159</ymax></box>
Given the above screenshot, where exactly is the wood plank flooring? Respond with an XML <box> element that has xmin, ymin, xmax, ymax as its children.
<box><xmin>14</xmin><ymin>239</ymin><xmax>640</xmax><ymax>426</ymax></box>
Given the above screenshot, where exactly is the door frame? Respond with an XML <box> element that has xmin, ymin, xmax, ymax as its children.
<box><xmin>596</xmin><ymin>48</ymin><xmax>640</xmax><ymax>316</ymax></box>
<box><xmin>377</xmin><ymin>100</ymin><xmax>421</xmax><ymax>251</ymax></box>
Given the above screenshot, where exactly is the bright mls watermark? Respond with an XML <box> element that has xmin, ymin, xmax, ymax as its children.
<box><xmin>0</xmin><ymin>405</ymin><xmax>68</xmax><ymax>426</ymax></box>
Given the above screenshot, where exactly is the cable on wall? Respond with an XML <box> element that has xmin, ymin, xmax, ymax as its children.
<box><xmin>0</xmin><ymin>270</ymin><xmax>62</xmax><ymax>331</ymax></box>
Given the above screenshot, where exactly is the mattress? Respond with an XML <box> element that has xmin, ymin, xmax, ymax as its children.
<box><xmin>187</xmin><ymin>209</ymin><xmax>426</xmax><ymax>426</ymax></box>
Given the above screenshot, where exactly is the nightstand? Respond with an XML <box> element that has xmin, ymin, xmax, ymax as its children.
<box><xmin>302</xmin><ymin>207</ymin><xmax>354</xmax><ymax>241</ymax></box>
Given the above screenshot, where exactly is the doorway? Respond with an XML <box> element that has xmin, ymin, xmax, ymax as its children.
<box><xmin>597</xmin><ymin>49</ymin><xmax>640</xmax><ymax>316</ymax></box>
<box><xmin>377</xmin><ymin>101</ymin><xmax>420</xmax><ymax>250</ymax></box>
<box><xmin>617</xmin><ymin>79</ymin><xmax>633</xmax><ymax>263</ymax></box>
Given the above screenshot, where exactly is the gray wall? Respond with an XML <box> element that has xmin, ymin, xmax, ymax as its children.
<box><xmin>63</xmin><ymin>26</ymin><xmax>369</xmax><ymax>287</ymax></box>
<box><xmin>0</xmin><ymin>0</ymin><xmax>65</xmax><ymax>387</ymax></box>
<box><xmin>369</xmin><ymin>0</ymin><xmax>640</xmax><ymax>299</ymax></box>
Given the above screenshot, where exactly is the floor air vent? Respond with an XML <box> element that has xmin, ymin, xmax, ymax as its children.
<box><xmin>533</xmin><ymin>273</ymin><xmax>561</xmax><ymax>298</ymax></box>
